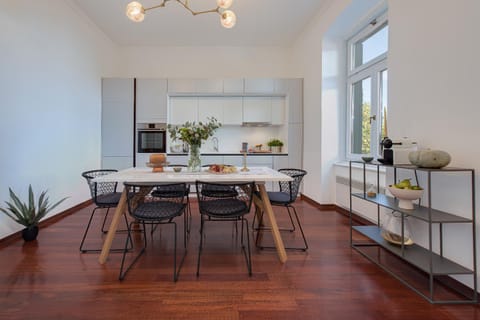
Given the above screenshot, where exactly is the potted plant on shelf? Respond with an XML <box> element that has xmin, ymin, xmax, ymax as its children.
<box><xmin>0</xmin><ymin>185</ymin><xmax>67</xmax><ymax>241</ymax></box>
<box><xmin>267</xmin><ymin>138</ymin><xmax>284</xmax><ymax>153</ymax></box>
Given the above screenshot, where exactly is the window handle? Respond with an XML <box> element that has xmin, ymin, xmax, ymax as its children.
<box><xmin>369</xmin><ymin>115</ymin><xmax>376</xmax><ymax>124</ymax></box>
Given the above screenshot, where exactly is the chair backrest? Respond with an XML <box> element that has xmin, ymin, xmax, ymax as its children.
<box><xmin>123</xmin><ymin>182</ymin><xmax>188</xmax><ymax>218</ymax></box>
<box><xmin>277</xmin><ymin>168</ymin><xmax>307</xmax><ymax>203</ymax></box>
<box><xmin>81</xmin><ymin>169</ymin><xmax>118</xmax><ymax>203</ymax></box>
<box><xmin>195</xmin><ymin>181</ymin><xmax>255</xmax><ymax>217</ymax></box>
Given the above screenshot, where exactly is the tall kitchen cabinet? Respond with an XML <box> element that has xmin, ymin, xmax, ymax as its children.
<box><xmin>101</xmin><ymin>78</ymin><xmax>134</xmax><ymax>170</ymax></box>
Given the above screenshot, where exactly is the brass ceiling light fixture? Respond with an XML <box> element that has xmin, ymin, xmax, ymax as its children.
<box><xmin>126</xmin><ymin>0</ymin><xmax>237</xmax><ymax>28</ymax></box>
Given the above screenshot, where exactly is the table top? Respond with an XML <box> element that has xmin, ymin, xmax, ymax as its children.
<box><xmin>93</xmin><ymin>166</ymin><xmax>293</xmax><ymax>184</ymax></box>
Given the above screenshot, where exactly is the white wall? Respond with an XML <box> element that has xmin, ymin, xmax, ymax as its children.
<box><xmin>120</xmin><ymin>46</ymin><xmax>294</xmax><ymax>78</ymax></box>
<box><xmin>0</xmin><ymin>0</ymin><xmax>118</xmax><ymax>239</ymax></box>
<box><xmin>387</xmin><ymin>0</ymin><xmax>480</xmax><ymax>289</ymax></box>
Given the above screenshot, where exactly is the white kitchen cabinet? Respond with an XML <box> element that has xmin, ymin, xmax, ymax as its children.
<box><xmin>222</xmin><ymin>97</ymin><xmax>243</xmax><ymax>125</ymax></box>
<box><xmin>196</xmin><ymin>79</ymin><xmax>223</xmax><ymax>93</ymax></box>
<box><xmin>288</xmin><ymin>79</ymin><xmax>303</xmax><ymax>124</ymax></box>
<box><xmin>102</xmin><ymin>156</ymin><xmax>133</xmax><ymax>170</ymax></box>
<box><xmin>223</xmin><ymin>79</ymin><xmax>244</xmax><ymax>93</ymax></box>
<box><xmin>167</xmin><ymin>155</ymin><xmax>188</xmax><ymax>166</ymax></box>
<box><xmin>169</xmin><ymin>97</ymin><xmax>198</xmax><ymax>124</ymax></box>
<box><xmin>136</xmin><ymin>78</ymin><xmax>167</xmax><ymax>123</ymax></box>
<box><xmin>244</xmin><ymin>78</ymin><xmax>275</xmax><ymax>94</ymax></box>
<box><xmin>198</xmin><ymin>97</ymin><xmax>223</xmax><ymax>123</ymax></box>
<box><xmin>167</xmin><ymin>79</ymin><xmax>197</xmax><ymax>93</ymax></box>
<box><xmin>271</xmin><ymin>97</ymin><xmax>285</xmax><ymax>125</ymax></box>
<box><xmin>243</xmin><ymin>97</ymin><xmax>271</xmax><ymax>123</ymax></box>
<box><xmin>274</xmin><ymin>79</ymin><xmax>289</xmax><ymax>94</ymax></box>
<box><xmin>288</xmin><ymin>123</ymin><xmax>303</xmax><ymax>168</ymax></box>
<box><xmin>101</xmin><ymin>78</ymin><xmax>134</xmax><ymax>166</ymax></box>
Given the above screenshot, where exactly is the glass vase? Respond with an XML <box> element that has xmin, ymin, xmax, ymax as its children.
<box><xmin>188</xmin><ymin>143</ymin><xmax>201</xmax><ymax>172</ymax></box>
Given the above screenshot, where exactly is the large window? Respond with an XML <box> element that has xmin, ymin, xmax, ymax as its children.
<box><xmin>346</xmin><ymin>13</ymin><xmax>388</xmax><ymax>159</ymax></box>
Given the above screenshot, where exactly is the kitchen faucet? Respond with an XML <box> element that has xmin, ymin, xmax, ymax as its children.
<box><xmin>212</xmin><ymin>137</ymin><xmax>219</xmax><ymax>152</ymax></box>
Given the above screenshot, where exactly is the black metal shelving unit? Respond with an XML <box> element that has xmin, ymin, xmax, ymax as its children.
<box><xmin>349</xmin><ymin>161</ymin><xmax>477</xmax><ymax>304</ymax></box>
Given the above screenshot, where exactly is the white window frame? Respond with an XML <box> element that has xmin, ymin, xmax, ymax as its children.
<box><xmin>346</xmin><ymin>12</ymin><xmax>388</xmax><ymax>160</ymax></box>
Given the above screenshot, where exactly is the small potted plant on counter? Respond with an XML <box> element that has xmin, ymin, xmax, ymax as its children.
<box><xmin>267</xmin><ymin>138</ymin><xmax>284</xmax><ymax>153</ymax></box>
<box><xmin>0</xmin><ymin>185</ymin><xmax>67</xmax><ymax>241</ymax></box>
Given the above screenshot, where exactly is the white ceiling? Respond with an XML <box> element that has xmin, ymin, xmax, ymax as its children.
<box><xmin>73</xmin><ymin>0</ymin><xmax>329</xmax><ymax>46</ymax></box>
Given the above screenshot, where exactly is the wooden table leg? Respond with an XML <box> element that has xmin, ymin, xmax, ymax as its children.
<box><xmin>257</xmin><ymin>184</ymin><xmax>287</xmax><ymax>263</ymax></box>
<box><xmin>98</xmin><ymin>187</ymin><xmax>128</xmax><ymax>264</ymax></box>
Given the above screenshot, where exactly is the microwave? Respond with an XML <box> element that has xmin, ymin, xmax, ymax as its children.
<box><xmin>137</xmin><ymin>129</ymin><xmax>166</xmax><ymax>153</ymax></box>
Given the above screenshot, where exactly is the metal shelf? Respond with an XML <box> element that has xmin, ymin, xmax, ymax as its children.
<box><xmin>349</xmin><ymin>161</ymin><xmax>477</xmax><ymax>303</ymax></box>
<box><xmin>352</xmin><ymin>193</ymin><xmax>472</xmax><ymax>223</ymax></box>
<box><xmin>353</xmin><ymin>226</ymin><xmax>473</xmax><ymax>275</ymax></box>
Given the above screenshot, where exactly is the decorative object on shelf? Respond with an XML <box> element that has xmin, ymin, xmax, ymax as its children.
<box><xmin>381</xmin><ymin>211</ymin><xmax>414</xmax><ymax>246</ymax></box>
<box><xmin>361</xmin><ymin>156</ymin><xmax>374</xmax><ymax>163</ymax></box>
<box><xmin>408</xmin><ymin>149</ymin><xmax>451</xmax><ymax>168</ymax></box>
<box><xmin>168</xmin><ymin>117</ymin><xmax>221</xmax><ymax>172</ymax></box>
<box><xmin>126</xmin><ymin>0</ymin><xmax>237</xmax><ymax>28</ymax></box>
<box><xmin>146</xmin><ymin>153</ymin><xmax>169</xmax><ymax>172</ymax></box>
<box><xmin>267</xmin><ymin>138</ymin><xmax>284</xmax><ymax>153</ymax></box>
<box><xmin>366</xmin><ymin>183</ymin><xmax>376</xmax><ymax>197</ymax></box>
<box><xmin>0</xmin><ymin>185</ymin><xmax>67</xmax><ymax>242</ymax></box>
<box><xmin>387</xmin><ymin>179</ymin><xmax>424</xmax><ymax>210</ymax></box>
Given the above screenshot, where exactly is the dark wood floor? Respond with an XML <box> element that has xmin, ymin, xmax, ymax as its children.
<box><xmin>0</xmin><ymin>199</ymin><xmax>479</xmax><ymax>319</ymax></box>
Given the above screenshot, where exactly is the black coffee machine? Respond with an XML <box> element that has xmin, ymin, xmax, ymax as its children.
<box><xmin>378</xmin><ymin>137</ymin><xmax>393</xmax><ymax>165</ymax></box>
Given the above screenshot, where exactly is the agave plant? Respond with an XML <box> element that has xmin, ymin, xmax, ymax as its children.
<box><xmin>0</xmin><ymin>185</ymin><xmax>67</xmax><ymax>228</ymax></box>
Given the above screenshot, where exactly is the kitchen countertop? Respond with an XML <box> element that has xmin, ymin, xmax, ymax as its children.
<box><xmin>167</xmin><ymin>152</ymin><xmax>288</xmax><ymax>156</ymax></box>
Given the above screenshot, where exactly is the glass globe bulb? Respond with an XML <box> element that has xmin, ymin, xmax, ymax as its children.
<box><xmin>126</xmin><ymin>1</ymin><xmax>145</xmax><ymax>22</ymax></box>
<box><xmin>220</xmin><ymin>10</ymin><xmax>236</xmax><ymax>28</ymax></box>
<box><xmin>216</xmin><ymin>0</ymin><xmax>233</xmax><ymax>9</ymax></box>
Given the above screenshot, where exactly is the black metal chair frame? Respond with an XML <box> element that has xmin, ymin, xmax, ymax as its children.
<box><xmin>253</xmin><ymin>168</ymin><xmax>308</xmax><ymax>251</ymax></box>
<box><xmin>119</xmin><ymin>182</ymin><xmax>188</xmax><ymax>282</ymax></box>
<box><xmin>150</xmin><ymin>165</ymin><xmax>192</xmax><ymax>238</ymax></box>
<box><xmin>195</xmin><ymin>181</ymin><xmax>255</xmax><ymax>277</ymax></box>
<box><xmin>80</xmin><ymin>169</ymin><xmax>131</xmax><ymax>253</ymax></box>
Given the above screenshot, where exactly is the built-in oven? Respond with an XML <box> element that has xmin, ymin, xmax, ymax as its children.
<box><xmin>137</xmin><ymin>128</ymin><xmax>167</xmax><ymax>153</ymax></box>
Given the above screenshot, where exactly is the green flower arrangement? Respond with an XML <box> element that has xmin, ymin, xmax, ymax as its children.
<box><xmin>168</xmin><ymin>117</ymin><xmax>222</xmax><ymax>146</ymax></box>
<box><xmin>267</xmin><ymin>138</ymin><xmax>284</xmax><ymax>147</ymax></box>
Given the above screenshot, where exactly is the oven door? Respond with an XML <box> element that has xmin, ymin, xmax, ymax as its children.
<box><xmin>137</xmin><ymin>130</ymin><xmax>166</xmax><ymax>153</ymax></box>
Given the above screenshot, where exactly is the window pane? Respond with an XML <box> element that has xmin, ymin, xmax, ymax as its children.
<box><xmin>380</xmin><ymin>69</ymin><xmax>388</xmax><ymax>142</ymax></box>
<box><xmin>351</xmin><ymin>78</ymin><xmax>371</xmax><ymax>154</ymax></box>
<box><xmin>354</xmin><ymin>24</ymin><xmax>388</xmax><ymax>68</ymax></box>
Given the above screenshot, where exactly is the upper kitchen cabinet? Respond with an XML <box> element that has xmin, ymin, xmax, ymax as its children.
<box><xmin>244</xmin><ymin>78</ymin><xmax>275</xmax><ymax>94</ymax></box>
<box><xmin>198</xmin><ymin>97</ymin><xmax>223</xmax><ymax>123</ymax></box>
<box><xmin>101</xmin><ymin>78</ymin><xmax>134</xmax><ymax>169</ymax></box>
<box><xmin>222</xmin><ymin>97</ymin><xmax>243</xmax><ymax>125</ymax></box>
<box><xmin>136</xmin><ymin>78</ymin><xmax>167</xmax><ymax>123</ymax></box>
<box><xmin>169</xmin><ymin>97</ymin><xmax>198</xmax><ymax>124</ymax></box>
<box><xmin>168</xmin><ymin>78</ymin><xmax>223</xmax><ymax>94</ymax></box>
<box><xmin>243</xmin><ymin>97</ymin><xmax>271</xmax><ymax>123</ymax></box>
<box><xmin>223</xmin><ymin>79</ymin><xmax>244</xmax><ymax>94</ymax></box>
<box><xmin>287</xmin><ymin>79</ymin><xmax>303</xmax><ymax>124</ymax></box>
<box><xmin>271</xmin><ymin>97</ymin><xmax>285</xmax><ymax>125</ymax></box>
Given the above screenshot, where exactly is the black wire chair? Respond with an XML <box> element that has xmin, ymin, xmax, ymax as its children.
<box><xmin>200</xmin><ymin>164</ymin><xmax>239</xmax><ymax>198</ymax></box>
<box><xmin>119</xmin><ymin>182</ymin><xmax>188</xmax><ymax>282</ymax></box>
<box><xmin>253</xmin><ymin>168</ymin><xmax>308</xmax><ymax>251</ymax></box>
<box><xmin>80</xmin><ymin>169</ymin><xmax>131</xmax><ymax>253</ymax></box>
<box><xmin>195</xmin><ymin>180</ymin><xmax>255</xmax><ymax>277</ymax></box>
<box><xmin>151</xmin><ymin>165</ymin><xmax>192</xmax><ymax>237</ymax></box>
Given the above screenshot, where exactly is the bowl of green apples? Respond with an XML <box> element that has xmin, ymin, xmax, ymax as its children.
<box><xmin>387</xmin><ymin>178</ymin><xmax>424</xmax><ymax>210</ymax></box>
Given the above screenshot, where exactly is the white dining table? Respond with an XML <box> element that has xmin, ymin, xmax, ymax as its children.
<box><xmin>94</xmin><ymin>166</ymin><xmax>293</xmax><ymax>264</ymax></box>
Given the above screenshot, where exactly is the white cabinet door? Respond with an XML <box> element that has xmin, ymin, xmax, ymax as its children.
<box><xmin>222</xmin><ymin>97</ymin><xmax>243</xmax><ymax>125</ymax></box>
<box><xmin>169</xmin><ymin>97</ymin><xmax>198</xmax><ymax>124</ymax></box>
<box><xmin>198</xmin><ymin>97</ymin><xmax>224</xmax><ymax>123</ymax></box>
<box><xmin>243</xmin><ymin>97</ymin><xmax>271</xmax><ymax>123</ymax></box>
<box><xmin>223</xmin><ymin>79</ymin><xmax>244</xmax><ymax>93</ymax></box>
<box><xmin>136</xmin><ymin>78</ymin><xmax>167</xmax><ymax>123</ymax></box>
<box><xmin>288</xmin><ymin>123</ymin><xmax>303</xmax><ymax>168</ymax></box>
<box><xmin>102</xmin><ymin>78</ymin><xmax>134</xmax><ymax>157</ymax></box>
<box><xmin>288</xmin><ymin>78</ymin><xmax>303</xmax><ymax>124</ymax></box>
<box><xmin>167</xmin><ymin>79</ymin><xmax>196</xmax><ymax>93</ymax></box>
<box><xmin>196</xmin><ymin>79</ymin><xmax>223</xmax><ymax>93</ymax></box>
<box><xmin>244</xmin><ymin>78</ymin><xmax>275</xmax><ymax>94</ymax></box>
<box><xmin>271</xmin><ymin>97</ymin><xmax>285</xmax><ymax>125</ymax></box>
<box><xmin>102</xmin><ymin>156</ymin><xmax>133</xmax><ymax>170</ymax></box>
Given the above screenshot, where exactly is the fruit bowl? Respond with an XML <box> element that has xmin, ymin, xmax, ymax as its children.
<box><xmin>361</xmin><ymin>156</ymin><xmax>374</xmax><ymax>163</ymax></box>
<box><xmin>387</xmin><ymin>186</ymin><xmax>424</xmax><ymax>210</ymax></box>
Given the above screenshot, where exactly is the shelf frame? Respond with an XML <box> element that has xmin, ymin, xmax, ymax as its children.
<box><xmin>349</xmin><ymin>161</ymin><xmax>477</xmax><ymax>304</ymax></box>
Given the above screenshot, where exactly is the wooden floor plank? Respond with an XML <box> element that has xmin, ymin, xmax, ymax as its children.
<box><xmin>0</xmin><ymin>200</ymin><xmax>479</xmax><ymax>319</ymax></box>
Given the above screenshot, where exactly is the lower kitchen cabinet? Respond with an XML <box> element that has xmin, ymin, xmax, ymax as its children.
<box><xmin>102</xmin><ymin>156</ymin><xmax>133</xmax><ymax>170</ymax></box>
